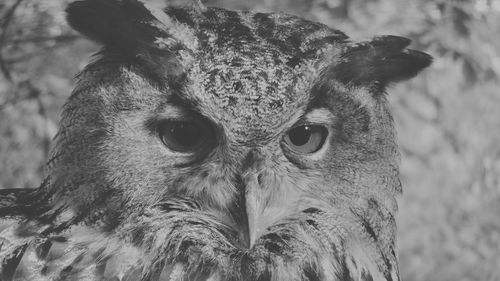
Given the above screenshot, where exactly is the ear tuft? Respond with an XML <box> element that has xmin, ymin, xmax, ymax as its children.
<box><xmin>66</xmin><ymin>0</ymin><xmax>162</xmax><ymax>53</ymax></box>
<box><xmin>66</xmin><ymin>0</ymin><xmax>188</xmax><ymax>80</ymax></box>
<box><xmin>331</xmin><ymin>35</ymin><xmax>432</xmax><ymax>89</ymax></box>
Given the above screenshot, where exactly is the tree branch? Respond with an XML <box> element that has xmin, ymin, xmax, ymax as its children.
<box><xmin>9</xmin><ymin>34</ymin><xmax>81</xmax><ymax>45</ymax></box>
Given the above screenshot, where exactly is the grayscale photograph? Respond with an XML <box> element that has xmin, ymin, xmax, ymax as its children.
<box><xmin>0</xmin><ymin>0</ymin><xmax>499</xmax><ymax>280</ymax></box>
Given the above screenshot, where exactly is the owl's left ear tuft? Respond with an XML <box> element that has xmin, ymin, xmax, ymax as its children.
<box><xmin>331</xmin><ymin>35</ymin><xmax>432</xmax><ymax>90</ymax></box>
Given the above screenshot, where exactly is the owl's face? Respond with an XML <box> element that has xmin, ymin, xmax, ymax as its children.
<box><xmin>39</xmin><ymin>0</ymin><xmax>431</xmax><ymax>280</ymax></box>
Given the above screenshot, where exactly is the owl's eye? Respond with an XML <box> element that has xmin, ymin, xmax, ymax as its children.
<box><xmin>158</xmin><ymin>120</ymin><xmax>213</xmax><ymax>153</ymax></box>
<box><xmin>283</xmin><ymin>125</ymin><xmax>328</xmax><ymax>154</ymax></box>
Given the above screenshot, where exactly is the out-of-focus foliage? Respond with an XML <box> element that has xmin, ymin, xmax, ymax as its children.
<box><xmin>0</xmin><ymin>0</ymin><xmax>499</xmax><ymax>280</ymax></box>
<box><xmin>0</xmin><ymin>0</ymin><xmax>93</xmax><ymax>188</ymax></box>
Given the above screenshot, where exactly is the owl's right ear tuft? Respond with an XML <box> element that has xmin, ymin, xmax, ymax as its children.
<box><xmin>66</xmin><ymin>0</ymin><xmax>162</xmax><ymax>54</ymax></box>
<box><xmin>66</xmin><ymin>0</ymin><xmax>188</xmax><ymax>80</ymax></box>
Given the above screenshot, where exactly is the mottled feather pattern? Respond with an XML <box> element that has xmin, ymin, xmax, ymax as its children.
<box><xmin>1</xmin><ymin>201</ymin><xmax>397</xmax><ymax>280</ymax></box>
<box><xmin>0</xmin><ymin>0</ymin><xmax>431</xmax><ymax>280</ymax></box>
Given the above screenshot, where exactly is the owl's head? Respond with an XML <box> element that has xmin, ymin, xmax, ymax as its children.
<box><xmin>45</xmin><ymin>0</ymin><xmax>431</xmax><ymax>279</ymax></box>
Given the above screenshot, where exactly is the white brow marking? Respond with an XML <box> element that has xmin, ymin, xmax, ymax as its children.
<box><xmin>304</xmin><ymin>108</ymin><xmax>335</xmax><ymax>124</ymax></box>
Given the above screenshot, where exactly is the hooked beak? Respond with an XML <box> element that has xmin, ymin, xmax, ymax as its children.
<box><xmin>244</xmin><ymin>176</ymin><xmax>261</xmax><ymax>248</ymax></box>
<box><xmin>235</xmin><ymin>173</ymin><xmax>263</xmax><ymax>249</ymax></box>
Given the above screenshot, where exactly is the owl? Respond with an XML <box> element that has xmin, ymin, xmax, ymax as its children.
<box><xmin>0</xmin><ymin>0</ymin><xmax>432</xmax><ymax>280</ymax></box>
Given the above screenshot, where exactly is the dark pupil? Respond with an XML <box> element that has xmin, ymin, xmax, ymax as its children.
<box><xmin>171</xmin><ymin>123</ymin><xmax>200</xmax><ymax>147</ymax></box>
<box><xmin>289</xmin><ymin>126</ymin><xmax>311</xmax><ymax>146</ymax></box>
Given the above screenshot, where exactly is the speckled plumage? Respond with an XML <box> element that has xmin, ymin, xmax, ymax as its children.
<box><xmin>0</xmin><ymin>0</ymin><xmax>431</xmax><ymax>280</ymax></box>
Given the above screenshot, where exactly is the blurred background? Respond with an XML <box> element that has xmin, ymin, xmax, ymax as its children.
<box><xmin>0</xmin><ymin>0</ymin><xmax>499</xmax><ymax>280</ymax></box>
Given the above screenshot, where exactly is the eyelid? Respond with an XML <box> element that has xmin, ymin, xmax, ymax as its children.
<box><xmin>145</xmin><ymin>105</ymin><xmax>205</xmax><ymax>137</ymax></box>
<box><xmin>284</xmin><ymin>108</ymin><xmax>336</xmax><ymax>133</ymax></box>
<box><xmin>153</xmin><ymin>104</ymin><xmax>199</xmax><ymax>122</ymax></box>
